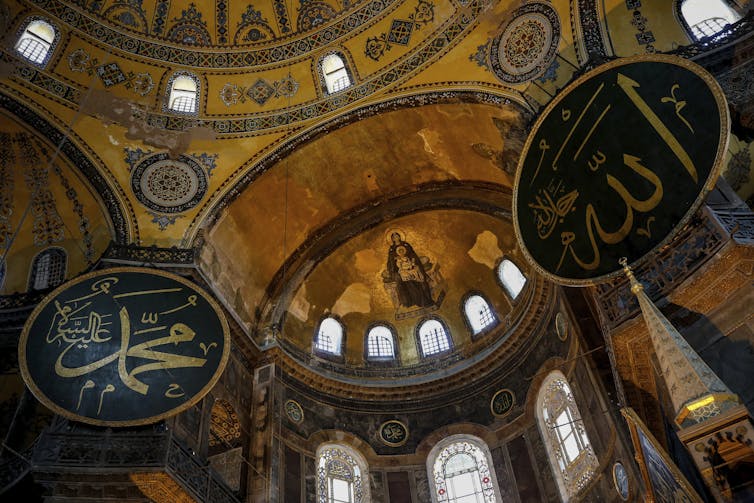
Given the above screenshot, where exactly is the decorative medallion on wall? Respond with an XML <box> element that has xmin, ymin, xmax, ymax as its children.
<box><xmin>490</xmin><ymin>388</ymin><xmax>515</xmax><ymax>418</ymax></box>
<box><xmin>130</xmin><ymin>153</ymin><xmax>208</xmax><ymax>214</ymax></box>
<box><xmin>613</xmin><ymin>461</ymin><xmax>629</xmax><ymax>500</ymax></box>
<box><xmin>284</xmin><ymin>399</ymin><xmax>304</xmax><ymax>423</ymax></box>
<box><xmin>555</xmin><ymin>311</ymin><xmax>568</xmax><ymax>341</ymax></box>
<box><xmin>379</xmin><ymin>419</ymin><xmax>408</xmax><ymax>447</ymax></box>
<box><xmin>18</xmin><ymin>267</ymin><xmax>231</xmax><ymax>426</ymax></box>
<box><xmin>489</xmin><ymin>2</ymin><xmax>560</xmax><ymax>84</ymax></box>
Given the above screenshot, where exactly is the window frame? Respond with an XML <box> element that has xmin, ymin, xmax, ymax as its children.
<box><xmin>426</xmin><ymin>434</ymin><xmax>503</xmax><ymax>503</ymax></box>
<box><xmin>415</xmin><ymin>316</ymin><xmax>453</xmax><ymax>359</ymax></box>
<box><xmin>675</xmin><ymin>0</ymin><xmax>742</xmax><ymax>41</ymax></box>
<box><xmin>316</xmin><ymin>443</ymin><xmax>371</xmax><ymax>503</ymax></box>
<box><xmin>495</xmin><ymin>257</ymin><xmax>528</xmax><ymax>302</ymax></box>
<box><xmin>313</xmin><ymin>315</ymin><xmax>346</xmax><ymax>362</ymax></box>
<box><xmin>536</xmin><ymin>370</ymin><xmax>599</xmax><ymax>501</ymax></box>
<box><xmin>364</xmin><ymin>322</ymin><xmax>399</xmax><ymax>365</ymax></box>
<box><xmin>164</xmin><ymin>71</ymin><xmax>201</xmax><ymax>116</ymax></box>
<box><xmin>460</xmin><ymin>291</ymin><xmax>498</xmax><ymax>338</ymax></box>
<box><xmin>317</xmin><ymin>50</ymin><xmax>355</xmax><ymax>96</ymax></box>
<box><xmin>28</xmin><ymin>247</ymin><xmax>67</xmax><ymax>292</ymax></box>
<box><xmin>15</xmin><ymin>17</ymin><xmax>59</xmax><ymax>68</ymax></box>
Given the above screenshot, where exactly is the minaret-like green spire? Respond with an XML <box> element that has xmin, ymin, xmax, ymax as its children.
<box><xmin>619</xmin><ymin>258</ymin><xmax>739</xmax><ymax>428</ymax></box>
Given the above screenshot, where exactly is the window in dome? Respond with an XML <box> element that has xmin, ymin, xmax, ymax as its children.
<box><xmin>418</xmin><ymin>318</ymin><xmax>451</xmax><ymax>357</ymax></box>
<box><xmin>536</xmin><ymin>370</ymin><xmax>598</xmax><ymax>501</ymax></box>
<box><xmin>29</xmin><ymin>247</ymin><xmax>66</xmax><ymax>291</ymax></box>
<box><xmin>167</xmin><ymin>73</ymin><xmax>200</xmax><ymax>114</ymax></box>
<box><xmin>497</xmin><ymin>259</ymin><xmax>527</xmax><ymax>300</ymax></box>
<box><xmin>679</xmin><ymin>0</ymin><xmax>740</xmax><ymax>39</ymax></box>
<box><xmin>463</xmin><ymin>293</ymin><xmax>497</xmax><ymax>335</ymax></box>
<box><xmin>428</xmin><ymin>435</ymin><xmax>502</xmax><ymax>503</ymax></box>
<box><xmin>321</xmin><ymin>53</ymin><xmax>352</xmax><ymax>94</ymax></box>
<box><xmin>366</xmin><ymin>324</ymin><xmax>396</xmax><ymax>361</ymax></box>
<box><xmin>15</xmin><ymin>19</ymin><xmax>57</xmax><ymax>66</ymax></box>
<box><xmin>314</xmin><ymin>317</ymin><xmax>344</xmax><ymax>356</ymax></box>
<box><xmin>317</xmin><ymin>444</ymin><xmax>370</xmax><ymax>503</ymax></box>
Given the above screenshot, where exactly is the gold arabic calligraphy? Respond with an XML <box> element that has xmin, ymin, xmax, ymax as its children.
<box><xmin>44</xmin><ymin>278</ymin><xmax>215</xmax><ymax>416</ymax></box>
<box><xmin>527</xmin><ymin>72</ymin><xmax>700</xmax><ymax>274</ymax></box>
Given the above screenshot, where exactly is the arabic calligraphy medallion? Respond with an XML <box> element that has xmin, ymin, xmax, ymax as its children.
<box><xmin>513</xmin><ymin>55</ymin><xmax>729</xmax><ymax>285</ymax></box>
<box><xmin>19</xmin><ymin>267</ymin><xmax>231</xmax><ymax>426</ymax></box>
<box><xmin>379</xmin><ymin>420</ymin><xmax>409</xmax><ymax>447</ymax></box>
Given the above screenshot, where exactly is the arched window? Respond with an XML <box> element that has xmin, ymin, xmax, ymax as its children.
<box><xmin>0</xmin><ymin>259</ymin><xmax>5</xmax><ymax>291</ymax></box>
<box><xmin>463</xmin><ymin>294</ymin><xmax>496</xmax><ymax>335</ymax></box>
<box><xmin>315</xmin><ymin>317</ymin><xmax>344</xmax><ymax>356</ymax></box>
<box><xmin>167</xmin><ymin>73</ymin><xmax>199</xmax><ymax>114</ymax></box>
<box><xmin>321</xmin><ymin>53</ymin><xmax>352</xmax><ymax>94</ymax></box>
<box><xmin>536</xmin><ymin>370</ymin><xmax>598</xmax><ymax>501</ymax></box>
<box><xmin>317</xmin><ymin>444</ymin><xmax>371</xmax><ymax>503</ymax></box>
<box><xmin>366</xmin><ymin>324</ymin><xmax>395</xmax><ymax>361</ymax></box>
<box><xmin>15</xmin><ymin>19</ymin><xmax>57</xmax><ymax>66</ymax></box>
<box><xmin>427</xmin><ymin>435</ymin><xmax>502</xmax><ymax>503</ymax></box>
<box><xmin>680</xmin><ymin>0</ymin><xmax>740</xmax><ymax>39</ymax></box>
<box><xmin>497</xmin><ymin>259</ymin><xmax>526</xmax><ymax>300</ymax></box>
<box><xmin>29</xmin><ymin>247</ymin><xmax>67</xmax><ymax>291</ymax></box>
<box><xmin>418</xmin><ymin>318</ymin><xmax>451</xmax><ymax>357</ymax></box>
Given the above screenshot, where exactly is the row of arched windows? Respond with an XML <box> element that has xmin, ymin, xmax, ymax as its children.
<box><xmin>14</xmin><ymin>1</ymin><xmax>742</xmax><ymax>82</ymax></box>
<box><xmin>13</xmin><ymin>19</ymin><xmax>355</xmax><ymax>116</ymax></box>
<box><xmin>313</xmin><ymin>260</ymin><xmax>527</xmax><ymax>361</ymax></box>
<box><xmin>315</xmin><ymin>370</ymin><xmax>598</xmax><ymax>502</ymax></box>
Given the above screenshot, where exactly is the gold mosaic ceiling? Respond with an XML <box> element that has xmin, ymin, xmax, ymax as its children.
<box><xmin>0</xmin><ymin>0</ymin><xmax>699</xmax><ymax>380</ymax></box>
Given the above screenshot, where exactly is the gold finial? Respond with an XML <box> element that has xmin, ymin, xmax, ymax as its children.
<box><xmin>619</xmin><ymin>257</ymin><xmax>644</xmax><ymax>294</ymax></box>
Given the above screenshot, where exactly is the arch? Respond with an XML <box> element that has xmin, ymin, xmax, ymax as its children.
<box><xmin>417</xmin><ymin>317</ymin><xmax>452</xmax><ymax>357</ymax></box>
<box><xmin>316</xmin><ymin>443</ymin><xmax>371</xmax><ymax>503</ymax></box>
<box><xmin>426</xmin><ymin>434</ymin><xmax>502</xmax><ymax>503</ymax></box>
<box><xmin>314</xmin><ymin>316</ymin><xmax>344</xmax><ymax>356</ymax></box>
<box><xmin>15</xmin><ymin>18</ymin><xmax>59</xmax><ymax>67</ymax></box>
<box><xmin>166</xmin><ymin>72</ymin><xmax>200</xmax><ymax>115</ymax></box>
<box><xmin>365</xmin><ymin>323</ymin><xmax>397</xmax><ymax>362</ymax></box>
<box><xmin>496</xmin><ymin>258</ymin><xmax>527</xmax><ymax>301</ymax></box>
<box><xmin>319</xmin><ymin>52</ymin><xmax>353</xmax><ymax>94</ymax></box>
<box><xmin>677</xmin><ymin>0</ymin><xmax>741</xmax><ymax>40</ymax></box>
<box><xmin>462</xmin><ymin>292</ymin><xmax>497</xmax><ymax>335</ymax></box>
<box><xmin>28</xmin><ymin>247</ymin><xmax>67</xmax><ymax>291</ymax></box>
<box><xmin>536</xmin><ymin>370</ymin><xmax>598</xmax><ymax>501</ymax></box>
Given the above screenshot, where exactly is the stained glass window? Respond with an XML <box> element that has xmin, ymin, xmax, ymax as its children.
<box><xmin>317</xmin><ymin>445</ymin><xmax>369</xmax><ymax>503</ymax></box>
<box><xmin>168</xmin><ymin>73</ymin><xmax>199</xmax><ymax>114</ymax></box>
<box><xmin>681</xmin><ymin>0</ymin><xmax>740</xmax><ymax>39</ymax></box>
<box><xmin>315</xmin><ymin>317</ymin><xmax>344</xmax><ymax>356</ymax></box>
<box><xmin>429</xmin><ymin>436</ymin><xmax>500</xmax><ymax>503</ymax></box>
<box><xmin>15</xmin><ymin>19</ymin><xmax>56</xmax><ymax>66</ymax></box>
<box><xmin>536</xmin><ymin>371</ymin><xmax>598</xmax><ymax>501</ymax></box>
<box><xmin>498</xmin><ymin>259</ymin><xmax>526</xmax><ymax>300</ymax></box>
<box><xmin>464</xmin><ymin>294</ymin><xmax>496</xmax><ymax>334</ymax></box>
<box><xmin>321</xmin><ymin>54</ymin><xmax>351</xmax><ymax>94</ymax></box>
<box><xmin>418</xmin><ymin>319</ymin><xmax>451</xmax><ymax>357</ymax></box>
<box><xmin>29</xmin><ymin>248</ymin><xmax>66</xmax><ymax>291</ymax></box>
<box><xmin>366</xmin><ymin>325</ymin><xmax>395</xmax><ymax>360</ymax></box>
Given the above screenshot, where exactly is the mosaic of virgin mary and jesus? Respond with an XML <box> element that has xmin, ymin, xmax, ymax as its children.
<box><xmin>382</xmin><ymin>231</ymin><xmax>445</xmax><ymax>319</ymax></box>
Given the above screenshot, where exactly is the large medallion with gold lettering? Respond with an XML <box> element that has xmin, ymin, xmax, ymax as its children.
<box><xmin>19</xmin><ymin>267</ymin><xmax>230</xmax><ymax>426</ymax></box>
<box><xmin>514</xmin><ymin>55</ymin><xmax>728</xmax><ymax>285</ymax></box>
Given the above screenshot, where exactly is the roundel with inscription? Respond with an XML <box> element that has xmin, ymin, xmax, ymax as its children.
<box><xmin>513</xmin><ymin>55</ymin><xmax>728</xmax><ymax>285</ymax></box>
<box><xmin>19</xmin><ymin>267</ymin><xmax>230</xmax><ymax>427</ymax></box>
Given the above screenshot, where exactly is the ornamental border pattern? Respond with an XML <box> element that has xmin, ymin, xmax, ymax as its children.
<box><xmin>0</xmin><ymin>91</ymin><xmax>132</xmax><ymax>244</ymax></box>
<box><xmin>29</xmin><ymin>0</ymin><xmax>402</xmax><ymax>67</ymax></box>
<box><xmin>11</xmin><ymin>0</ymin><xmax>494</xmax><ymax>136</ymax></box>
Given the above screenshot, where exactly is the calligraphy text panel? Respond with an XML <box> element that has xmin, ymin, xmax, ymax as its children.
<box><xmin>515</xmin><ymin>56</ymin><xmax>727</xmax><ymax>284</ymax></box>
